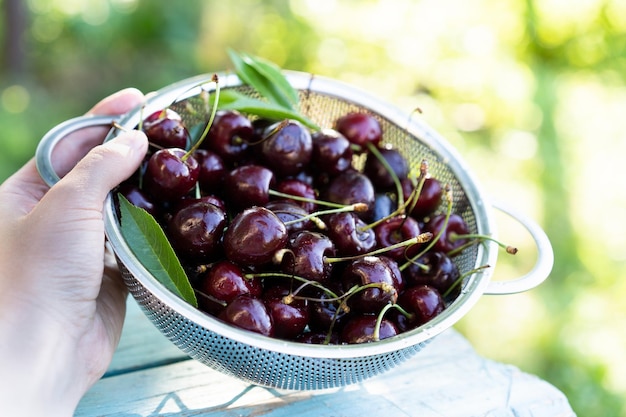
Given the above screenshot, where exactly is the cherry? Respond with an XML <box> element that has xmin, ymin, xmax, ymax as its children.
<box><xmin>262</xmin><ymin>285</ymin><xmax>309</xmax><ymax>340</ymax></box>
<box><xmin>196</xmin><ymin>260</ymin><xmax>262</xmax><ymax>309</ymax></box>
<box><xmin>307</xmin><ymin>285</ymin><xmax>348</xmax><ymax>333</ymax></box>
<box><xmin>274</xmin><ymin>179</ymin><xmax>317</xmax><ymax>213</ymax></box>
<box><xmin>142</xmin><ymin>108</ymin><xmax>189</xmax><ymax>149</ymax></box>
<box><xmin>398</xmin><ymin>285</ymin><xmax>445</xmax><ymax>328</ymax></box>
<box><xmin>223</xmin><ymin>206</ymin><xmax>288</xmax><ymax>266</ymax></box>
<box><xmin>218</xmin><ymin>294</ymin><xmax>274</xmax><ymax>337</ymax></box>
<box><xmin>278</xmin><ymin>231</ymin><xmax>336</xmax><ymax>283</ymax></box>
<box><xmin>311</xmin><ymin>128</ymin><xmax>353</xmax><ymax>177</ymax></box>
<box><xmin>322</xmin><ymin>170</ymin><xmax>375</xmax><ymax>220</ymax></box>
<box><xmin>425</xmin><ymin>213</ymin><xmax>470</xmax><ymax>253</ymax></box>
<box><xmin>224</xmin><ymin>164</ymin><xmax>275</xmax><ymax>210</ymax></box>
<box><xmin>341</xmin><ymin>256</ymin><xmax>398</xmax><ymax>314</ymax></box>
<box><xmin>324</xmin><ymin>212</ymin><xmax>376</xmax><ymax>257</ymax></box>
<box><xmin>379</xmin><ymin>255</ymin><xmax>405</xmax><ymax>294</ymax></box>
<box><xmin>117</xmin><ymin>182</ymin><xmax>157</xmax><ymax>217</ymax></box>
<box><xmin>402</xmin><ymin>177</ymin><xmax>443</xmax><ymax>219</ymax></box>
<box><xmin>193</xmin><ymin>149</ymin><xmax>226</xmax><ymax>195</ymax></box>
<box><xmin>265</xmin><ymin>200</ymin><xmax>314</xmax><ymax>234</ymax></box>
<box><xmin>167</xmin><ymin>201</ymin><xmax>226</xmax><ymax>260</ymax></box>
<box><xmin>373</xmin><ymin>215</ymin><xmax>422</xmax><ymax>261</ymax></box>
<box><xmin>340</xmin><ymin>315</ymin><xmax>399</xmax><ymax>344</ymax></box>
<box><xmin>204</xmin><ymin>109</ymin><xmax>253</xmax><ymax>164</ymax></box>
<box><xmin>364</xmin><ymin>146</ymin><xmax>408</xmax><ymax>190</ymax></box>
<box><xmin>143</xmin><ymin>148</ymin><xmax>199</xmax><ymax>202</ymax></box>
<box><xmin>334</xmin><ymin>112</ymin><xmax>382</xmax><ymax>148</ymax></box>
<box><xmin>403</xmin><ymin>251</ymin><xmax>461</xmax><ymax>300</ymax></box>
<box><xmin>175</xmin><ymin>194</ymin><xmax>226</xmax><ymax>212</ymax></box>
<box><xmin>259</xmin><ymin>120</ymin><xmax>313</xmax><ymax>177</ymax></box>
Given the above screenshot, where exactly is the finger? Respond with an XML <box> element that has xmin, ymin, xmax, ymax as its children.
<box><xmin>0</xmin><ymin>158</ymin><xmax>50</xmax><ymax>219</ymax></box>
<box><xmin>44</xmin><ymin>129</ymin><xmax>148</xmax><ymax>211</ymax></box>
<box><xmin>52</xmin><ymin>88</ymin><xmax>145</xmax><ymax>178</ymax></box>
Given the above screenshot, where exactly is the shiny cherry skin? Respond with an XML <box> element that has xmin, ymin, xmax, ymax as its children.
<box><xmin>402</xmin><ymin>177</ymin><xmax>443</xmax><ymax>219</ymax></box>
<box><xmin>218</xmin><ymin>294</ymin><xmax>274</xmax><ymax>337</ymax></box>
<box><xmin>142</xmin><ymin>108</ymin><xmax>189</xmax><ymax>149</ymax></box>
<box><xmin>334</xmin><ymin>112</ymin><xmax>382</xmax><ymax>148</ymax></box>
<box><xmin>324</xmin><ymin>212</ymin><xmax>376</xmax><ymax>257</ymax></box>
<box><xmin>322</xmin><ymin>170</ymin><xmax>375</xmax><ymax>220</ymax></box>
<box><xmin>260</xmin><ymin>120</ymin><xmax>312</xmax><ymax>177</ymax></box>
<box><xmin>373</xmin><ymin>215</ymin><xmax>422</xmax><ymax>261</ymax></box>
<box><xmin>204</xmin><ymin>109</ymin><xmax>254</xmax><ymax>164</ymax></box>
<box><xmin>167</xmin><ymin>201</ymin><xmax>226</xmax><ymax>260</ymax></box>
<box><xmin>143</xmin><ymin>148</ymin><xmax>199</xmax><ymax>202</ymax></box>
<box><xmin>341</xmin><ymin>256</ymin><xmax>398</xmax><ymax>314</ymax></box>
<box><xmin>340</xmin><ymin>315</ymin><xmax>399</xmax><ymax>344</ymax></box>
<box><xmin>311</xmin><ymin>128</ymin><xmax>353</xmax><ymax>177</ymax></box>
<box><xmin>425</xmin><ymin>213</ymin><xmax>470</xmax><ymax>253</ymax></box>
<box><xmin>307</xmin><ymin>285</ymin><xmax>348</xmax><ymax>333</ymax></box>
<box><xmin>279</xmin><ymin>231</ymin><xmax>336</xmax><ymax>283</ymax></box>
<box><xmin>262</xmin><ymin>285</ymin><xmax>309</xmax><ymax>340</ymax></box>
<box><xmin>224</xmin><ymin>164</ymin><xmax>275</xmax><ymax>210</ymax></box>
<box><xmin>223</xmin><ymin>206</ymin><xmax>288</xmax><ymax>266</ymax></box>
<box><xmin>398</xmin><ymin>285</ymin><xmax>445</xmax><ymax>328</ymax></box>
<box><xmin>364</xmin><ymin>146</ymin><xmax>408</xmax><ymax>190</ymax></box>
<box><xmin>265</xmin><ymin>200</ymin><xmax>314</xmax><ymax>234</ymax></box>
<box><xmin>116</xmin><ymin>183</ymin><xmax>157</xmax><ymax>217</ymax></box>
<box><xmin>274</xmin><ymin>178</ymin><xmax>317</xmax><ymax>213</ymax></box>
<box><xmin>403</xmin><ymin>251</ymin><xmax>461</xmax><ymax>300</ymax></box>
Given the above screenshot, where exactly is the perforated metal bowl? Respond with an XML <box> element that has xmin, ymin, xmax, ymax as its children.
<box><xmin>36</xmin><ymin>71</ymin><xmax>553</xmax><ymax>390</ymax></box>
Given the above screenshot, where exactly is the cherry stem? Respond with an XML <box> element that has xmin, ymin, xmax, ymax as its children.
<box><xmin>183</xmin><ymin>73</ymin><xmax>221</xmax><ymax>161</ymax></box>
<box><xmin>399</xmin><ymin>184</ymin><xmax>453</xmax><ymax>272</ymax></box>
<box><xmin>244</xmin><ymin>271</ymin><xmax>339</xmax><ymax>300</ymax></box>
<box><xmin>446</xmin><ymin>232</ymin><xmax>518</xmax><ymax>256</ymax></box>
<box><xmin>245</xmin><ymin>119</ymin><xmax>289</xmax><ymax>146</ymax></box>
<box><xmin>282</xmin><ymin>203</ymin><xmax>368</xmax><ymax>229</ymax></box>
<box><xmin>268</xmin><ymin>189</ymin><xmax>353</xmax><ymax>209</ymax></box>
<box><xmin>441</xmin><ymin>264</ymin><xmax>491</xmax><ymax>299</ymax></box>
<box><xmin>324</xmin><ymin>233</ymin><xmax>432</xmax><ymax>264</ymax></box>
<box><xmin>366</xmin><ymin>142</ymin><xmax>405</xmax><ymax>211</ymax></box>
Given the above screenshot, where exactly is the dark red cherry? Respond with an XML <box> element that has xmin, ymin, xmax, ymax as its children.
<box><xmin>311</xmin><ymin>128</ymin><xmax>353</xmax><ymax>177</ymax></box>
<box><xmin>307</xmin><ymin>285</ymin><xmax>348</xmax><ymax>333</ymax></box>
<box><xmin>224</xmin><ymin>164</ymin><xmax>275</xmax><ymax>210</ymax></box>
<box><xmin>334</xmin><ymin>112</ymin><xmax>382</xmax><ymax>148</ymax></box>
<box><xmin>142</xmin><ymin>108</ymin><xmax>189</xmax><ymax>149</ymax></box>
<box><xmin>205</xmin><ymin>110</ymin><xmax>253</xmax><ymax>164</ymax></box>
<box><xmin>193</xmin><ymin>149</ymin><xmax>226</xmax><ymax>195</ymax></box>
<box><xmin>402</xmin><ymin>177</ymin><xmax>443</xmax><ymax>219</ymax></box>
<box><xmin>373</xmin><ymin>215</ymin><xmax>422</xmax><ymax>261</ymax></box>
<box><xmin>144</xmin><ymin>148</ymin><xmax>199</xmax><ymax>202</ymax></box>
<box><xmin>364</xmin><ymin>146</ymin><xmax>408</xmax><ymax>190</ymax></box>
<box><xmin>117</xmin><ymin>183</ymin><xmax>157</xmax><ymax>217</ymax></box>
<box><xmin>167</xmin><ymin>201</ymin><xmax>226</xmax><ymax>260</ymax></box>
<box><xmin>218</xmin><ymin>294</ymin><xmax>274</xmax><ymax>337</ymax></box>
<box><xmin>379</xmin><ymin>255</ymin><xmax>405</xmax><ymax>294</ymax></box>
<box><xmin>340</xmin><ymin>315</ymin><xmax>399</xmax><ymax>344</ymax></box>
<box><xmin>274</xmin><ymin>178</ymin><xmax>317</xmax><ymax>213</ymax></box>
<box><xmin>322</xmin><ymin>170</ymin><xmax>375</xmax><ymax>220</ymax></box>
<box><xmin>196</xmin><ymin>260</ymin><xmax>262</xmax><ymax>310</ymax></box>
<box><xmin>398</xmin><ymin>285</ymin><xmax>445</xmax><ymax>328</ymax></box>
<box><xmin>262</xmin><ymin>285</ymin><xmax>309</xmax><ymax>340</ymax></box>
<box><xmin>425</xmin><ymin>213</ymin><xmax>470</xmax><ymax>253</ymax></box>
<box><xmin>403</xmin><ymin>251</ymin><xmax>461</xmax><ymax>300</ymax></box>
<box><xmin>279</xmin><ymin>231</ymin><xmax>336</xmax><ymax>283</ymax></box>
<box><xmin>341</xmin><ymin>256</ymin><xmax>398</xmax><ymax>314</ymax></box>
<box><xmin>223</xmin><ymin>206</ymin><xmax>288</xmax><ymax>266</ymax></box>
<box><xmin>265</xmin><ymin>200</ymin><xmax>314</xmax><ymax>234</ymax></box>
<box><xmin>324</xmin><ymin>212</ymin><xmax>376</xmax><ymax>257</ymax></box>
<box><xmin>260</xmin><ymin>120</ymin><xmax>312</xmax><ymax>177</ymax></box>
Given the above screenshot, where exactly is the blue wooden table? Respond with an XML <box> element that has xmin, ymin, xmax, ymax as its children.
<box><xmin>75</xmin><ymin>298</ymin><xmax>576</xmax><ymax>416</ymax></box>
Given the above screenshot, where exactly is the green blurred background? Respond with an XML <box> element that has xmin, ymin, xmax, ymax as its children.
<box><xmin>2</xmin><ymin>0</ymin><xmax>625</xmax><ymax>415</ymax></box>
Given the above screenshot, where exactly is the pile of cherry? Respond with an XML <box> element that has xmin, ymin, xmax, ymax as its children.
<box><xmin>117</xmin><ymin>106</ymin><xmax>479</xmax><ymax>345</ymax></box>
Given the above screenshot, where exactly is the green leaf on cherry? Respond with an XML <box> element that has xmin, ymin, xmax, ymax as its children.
<box><xmin>219</xmin><ymin>89</ymin><xmax>319</xmax><ymax>130</ymax></box>
<box><xmin>117</xmin><ymin>194</ymin><xmax>198</xmax><ymax>307</ymax></box>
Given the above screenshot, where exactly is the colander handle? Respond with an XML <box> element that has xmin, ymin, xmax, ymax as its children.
<box><xmin>483</xmin><ymin>201</ymin><xmax>554</xmax><ymax>295</ymax></box>
<box><xmin>35</xmin><ymin>115</ymin><xmax>119</xmax><ymax>187</ymax></box>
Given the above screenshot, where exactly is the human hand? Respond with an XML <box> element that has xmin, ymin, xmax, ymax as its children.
<box><xmin>0</xmin><ymin>89</ymin><xmax>148</xmax><ymax>416</ymax></box>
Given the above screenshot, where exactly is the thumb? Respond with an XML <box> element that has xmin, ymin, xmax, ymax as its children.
<box><xmin>49</xmin><ymin>130</ymin><xmax>149</xmax><ymax>210</ymax></box>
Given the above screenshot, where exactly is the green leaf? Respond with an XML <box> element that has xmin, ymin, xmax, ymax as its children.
<box><xmin>219</xmin><ymin>89</ymin><xmax>320</xmax><ymax>131</ymax></box>
<box><xmin>227</xmin><ymin>49</ymin><xmax>298</xmax><ymax>111</ymax></box>
<box><xmin>117</xmin><ymin>194</ymin><xmax>198</xmax><ymax>307</ymax></box>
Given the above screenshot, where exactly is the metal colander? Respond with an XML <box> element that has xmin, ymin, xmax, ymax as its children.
<box><xmin>35</xmin><ymin>71</ymin><xmax>554</xmax><ymax>390</ymax></box>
